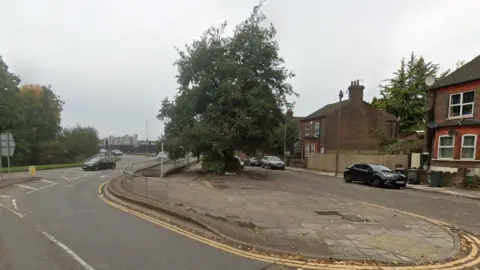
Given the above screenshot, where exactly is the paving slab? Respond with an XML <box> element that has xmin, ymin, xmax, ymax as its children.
<box><xmin>128</xmin><ymin>164</ymin><xmax>461</xmax><ymax>264</ymax></box>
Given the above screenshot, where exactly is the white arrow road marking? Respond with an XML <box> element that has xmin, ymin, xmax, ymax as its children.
<box><xmin>69</xmin><ymin>175</ymin><xmax>85</xmax><ymax>181</ymax></box>
<box><xmin>16</xmin><ymin>184</ymin><xmax>36</xmax><ymax>190</ymax></box>
<box><xmin>41</xmin><ymin>179</ymin><xmax>56</xmax><ymax>184</ymax></box>
<box><xmin>40</xmin><ymin>231</ymin><xmax>95</xmax><ymax>270</ymax></box>
<box><xmin>0</xmin><ymin>203</ymin><xmax>24</xmax><ymax>218</ymax></box>
<box><xmin>12</xmin><ymin>199</ymin><xmax>18</xmax><ymax>210</ymax></box>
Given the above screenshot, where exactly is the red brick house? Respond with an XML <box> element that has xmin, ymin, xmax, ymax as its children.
<box><xmin>428</xmin><ymin>55</ymin><xmax>480</xmax><ymax>172</ymax></box>
<box><xmin>300</xmin><ymin>80</ymin><xmax>398</xmax><ymax>157</ymax></box>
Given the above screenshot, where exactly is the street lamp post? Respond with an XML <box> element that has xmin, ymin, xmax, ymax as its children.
<box><xmin>335</xmin><ymin>90</ymin><xmax>344</xmax><ymax>176</ymax></box>
<box><xmin>284</xmin><ymin>103</ymin><xmax>294</xmax><ymax>163</ymax></box>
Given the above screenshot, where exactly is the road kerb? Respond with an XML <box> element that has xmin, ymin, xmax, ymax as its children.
<box><xmin>99</xmin><ymin>181</ymin><xmax>480</xmax><ymax>270</ymax></box>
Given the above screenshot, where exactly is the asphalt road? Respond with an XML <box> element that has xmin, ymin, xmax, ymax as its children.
<box><xmin>252</xmin><ymin>166</ymin><xmax>480</xmax><ymax>236</ymax></box>
<box><xmin>0</xmin><ymin>156</ymin><xmax>278</xmax><ymax>270</ymax></box>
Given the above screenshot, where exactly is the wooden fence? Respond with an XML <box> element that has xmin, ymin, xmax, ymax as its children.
<box><xmin>307</xmin><ymin>153</ymin><xmax>409</xmax><ymax>172</ymax></box>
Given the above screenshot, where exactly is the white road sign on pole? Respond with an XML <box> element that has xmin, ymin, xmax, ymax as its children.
<box><xmin>0</xmin><ymin>132</ymin><xmax>16</xmax><ymax>157</ymax></box>
<box><xmin>0</xmin><ymin>132</ymin><xmax>16</xmax><ymax>180</ymax></box>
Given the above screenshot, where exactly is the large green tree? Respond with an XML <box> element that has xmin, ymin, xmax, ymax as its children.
<box><xmin>372</xmin><ymin>52</ymin><xmax>450</xmax><ymax>133</ymax></box>
<box><xmin>263</xmin><ymin>118</ymin><xmax>299</xmax><ymax>156</ymax></box>
<box><xmin>157</xmin><ymin>2</ymin><xmax>297</xmax><ymax>172</ymax></box>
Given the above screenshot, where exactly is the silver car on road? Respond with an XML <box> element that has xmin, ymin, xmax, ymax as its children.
<box><xmin>261</xmin><ymin>156</ymin><xmax>285</xmax><ymax>169</ymax></box>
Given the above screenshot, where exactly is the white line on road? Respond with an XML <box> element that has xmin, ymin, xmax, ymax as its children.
<box><xmin>100</xmin><ymin>175</ymin><xmax>107</xmax><ymax>178</ymax></box>
<box><xmin>69</xmin><ymin>175</ymin><xmax>85</xmax><ymax>181</ymax></box>
<box><xmin>41</xmin><ymin>179</ymin><xmax>57</xmax><ymax>184</ymax></box>
<box><xmin>12</xmin><ymin>199</ymin><xmax>18</xmax><ymax>210</ymax></box>
<box><xmin>0</xmin><ymin>195</ymin><xmax>11</xmax><ymax>198</ymax></box>
<box><xmin>62</xmin><ymin>176</ymin><xmax>69</xmax><ymax>180</ymax></box>
<box><xmin>16</xmin><ymin>184</ymin><xmax>36</xmax><ymax>190</ymax></box>
<box><xmin>27</xmin><ymin>182</ymin><xmax>57</xmax><ymax>195</ymax></box>
<box><xmin>40</xmin><ymin>231</ymin><xmax>95</xmax><ymax>270</ymax></box>
<box><xmin>0</xmin><ymin>203</ymin><xmax>24</xmax><ymax>218</ymax></box>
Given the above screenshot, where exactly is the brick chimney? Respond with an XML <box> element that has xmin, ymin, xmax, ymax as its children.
<box><xmin>286</xmin><ymin>109</ymin><xmax>293</xmax><ymax>118</ymax></box>
<box><xmin>348</xmin><ymin>79</ymin><xmax>365</xmax><ymax>103</ymax></box>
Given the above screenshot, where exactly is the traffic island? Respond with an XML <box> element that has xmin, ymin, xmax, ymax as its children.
<box><xmin>103</xmin><ymin>166</ymin><xmax>480</xmax><ymax>269</ymax></box>
<box><xmin>0</xmin><ymin>176</ymin><xmax>41</xmax><ymax>188</ymax></box>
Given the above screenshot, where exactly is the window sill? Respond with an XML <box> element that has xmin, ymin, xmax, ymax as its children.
<box><xmin>432</xmin><ymin>158</ymin><xmax>480</xmax><ymax>162</ymax></box>
<box><xmin>446</xmin><ymin>115</ymin><xmax>474</xmax><ymax>120</ymax></box>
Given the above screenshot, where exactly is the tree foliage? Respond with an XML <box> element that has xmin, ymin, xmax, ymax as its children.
<box><xmin>263</xmin><ymin>118</ymin><xmax>299</xmax><ymax>155</ymax></box>
<box><xmin>372</xmin><ymin>52</ymin><xmax>450</xmax><ymax>133</ymax></box>
<box><xmin>0</xmin><ymin>56</ymin><xmax>99</xmax><ymax>166</ymax></box>
<box><xmin>157</xmin><ymin>2</ymin><xmax>297</xmax><ymax>172</ymax></box>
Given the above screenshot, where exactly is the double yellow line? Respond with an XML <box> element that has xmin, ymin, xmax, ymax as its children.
<box><xmin>98</xmin><ymin>182</ymin><xmax>480</xmax><ymax>269</ymax></box>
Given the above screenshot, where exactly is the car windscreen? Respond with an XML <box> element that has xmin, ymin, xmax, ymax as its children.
<box><xmin>369</xmin><ymin>164</ymin><xmax>392</xmax><ymax>173</ymax></box>
<box><xmin>269</xmin><ymin>156</ymin><xmax>282</xmax><ymax>161</ymax></box>
<box><xmin>87</xmin><ymin>157</ymin><xmax>101</xmax><ymax>163</ymax></box>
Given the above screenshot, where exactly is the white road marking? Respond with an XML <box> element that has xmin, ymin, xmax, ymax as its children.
<box><xmin>0</xmin><ymin>203</ymin><xmax>24</xmax><ymax>218</ymax></box>
<box><xmin>41</xmin><ymin>179</ymin><xmax>57</xmax><ymax>184</ymax></box>
<box><xmin>69</xmin><ymin>175</ymin><xmax>85</xmax><ymax>181</ymax></box>
<box><xmin>62</xmin><ymin>176</ymin><xmax>69</xmax><ymax>180</ymax></box>
<box><xmin>100</xmin><ymin>175</ymin><xmax>107</xmax><ymax>178</ymax></box>
<box><xmin>40</xmin><ymin>231</ymin><xmax>95</xmax><ymax>270</ymax></box>
<box><xmin>0</xmin><ymin>195</ymin><xmax>11</xmax><ymax>198</ymax></box>
<box><xmin>26</xmin><ymin>182</ymin><xmax>57</xmax><ymax>195</ymax></box>
<box><xmin>16</xmin><ymin>184</ymin><xmax>36</xmax><ymax>190</ymax></box>
<box><xmin>12</xmin><ymin>199</ymin><xmax>18</xmax><ymax>210</ymax></box>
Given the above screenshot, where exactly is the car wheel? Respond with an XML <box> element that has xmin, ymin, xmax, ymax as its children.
<box><xmin>261</xmin><ymin>164</ymin><xmax>264</xmax><ymax>168</ymax></box>
<box><xmin>344</xmin><ymin>173</ymin><xmax>352</xmax><ymax>183</ymax></box>
<box><xmin>94</xmin><ymin>166</ymin><xmax>99</xmax><ymax>171</ymax></box>
<box><xmin>372</xmin><ymin>177</ymin><xmax>381</xmax><ymax>188</ymax></box>
<box><xmin>112</xmin><ymin>164</ymin><xmax>116</xmax><ymax>169</ymax></box>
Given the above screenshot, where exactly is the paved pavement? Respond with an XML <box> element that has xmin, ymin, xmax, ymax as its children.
<box><xmin>131</xmin><ymin>164</ymin><xmax>465</xmax><ymax>264</ymax></box>
<box><xmin>0</xmin><ymin>155</ymin><xmax>273</xmax><ymax>270</ymax></box>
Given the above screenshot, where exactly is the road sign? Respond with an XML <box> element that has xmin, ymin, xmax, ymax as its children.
<box><xmin>157</xmin><ymin>151</ymin><xmax>168</xmax><ymax>158</ymax></box>
<box><xmin>0</xmin><ymin>133</ymin><xmax>15</xmax><ymax>157</ymax></box>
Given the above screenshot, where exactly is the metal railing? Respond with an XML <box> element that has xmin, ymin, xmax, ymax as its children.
<box><xmin>121</xmin><ymin>156</ymin><xmax>198</xmax><ymax>201</ymax></box>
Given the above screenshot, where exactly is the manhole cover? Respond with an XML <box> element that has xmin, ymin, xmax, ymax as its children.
<box><xmin>315</xmin><ymin>211</ymin><xmax>341</xmax><ymax>216</ymax></box>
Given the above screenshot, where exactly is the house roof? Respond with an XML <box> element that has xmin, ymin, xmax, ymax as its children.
<box><xmin>431</xmin><ymin>55</ymin><xmax>480</xmax><ymax>90</ymax></box>
<box><xmin>302</xmin><ymin>100</ymin><xmax>350</xmax><ymax>121</ymax></box>
<box><xmin>301</xmin><ymin>100</ymin><xmax>397</xmax><ymax>122</ymax></box>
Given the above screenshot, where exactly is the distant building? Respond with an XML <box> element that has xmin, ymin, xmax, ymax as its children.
<box><xmin>98</xmin><ymin>134</ymin><xmax>157</xmax><ymax>153</ymax></box>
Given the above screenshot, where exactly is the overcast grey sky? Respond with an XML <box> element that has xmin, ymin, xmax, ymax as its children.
<box><xmin>1</xmin><ymin>0</ymin><xmax>478</xmax><ymax>139</ymax></box>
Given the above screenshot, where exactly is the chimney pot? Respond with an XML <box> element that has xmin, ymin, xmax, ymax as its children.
<box><xmin>356</xmin><ymin>79</ymin><xmax>360</xmax><ymax>85</ymax></box>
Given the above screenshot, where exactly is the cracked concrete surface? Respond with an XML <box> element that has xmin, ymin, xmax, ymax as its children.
<box><xmin>129</xmin><ymin>164</ymin><xmax>460</xmax><ymax>264</ymax></box>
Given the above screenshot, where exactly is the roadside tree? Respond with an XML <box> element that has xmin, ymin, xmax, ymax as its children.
<box><xmin>157</xmin><ymin>2</ymin><xmax>297</xmax><ymax>173</ymax></box>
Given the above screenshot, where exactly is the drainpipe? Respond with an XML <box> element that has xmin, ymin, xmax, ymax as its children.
<box><xmin>427</xmin><ymin>90</ymin><xmax>436</xmax><ymax>171</ymax></box>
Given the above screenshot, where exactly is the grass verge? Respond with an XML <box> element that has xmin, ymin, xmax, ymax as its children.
<box><xmin>4</xmin><ymin>157</ymin><xmax>121</xmax><ymax>172</ymax></box>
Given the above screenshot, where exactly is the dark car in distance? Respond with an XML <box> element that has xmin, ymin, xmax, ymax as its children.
<box><xmin>343</xmin><ymin>163</ymin><xmax>406</xmax><ymax>188</ymax></box>
<box><xmin>82</xmin><ymin>156</ymin><xmax>117</xmax><ymax>171</ymax></box>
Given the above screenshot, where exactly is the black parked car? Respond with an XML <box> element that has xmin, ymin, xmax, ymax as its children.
<box><xmin>343</xmin><ymin>163</ymin><xmax>406</xmax><ymax>188</ymax></box>
<box><xmin>82</xmin><ymin>156</ymin><xmax>117</xmax><ymax>171</ymax></box>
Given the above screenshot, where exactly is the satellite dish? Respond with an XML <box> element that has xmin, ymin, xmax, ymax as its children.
<box><xmin>425</xmin><ymin>76</ymin><xmax>435</xmax><ymax>87</ymax></box>
<box><xmin>426</xmin><ymin>121</ymin><xmax>437</xmax><ymax>129</ymax></box>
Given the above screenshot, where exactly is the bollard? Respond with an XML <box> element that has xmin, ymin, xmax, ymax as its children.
<box><xmin>28</xmin><ymin>166</ymin><xmax>36</xmax><ymax>177</ymax></box>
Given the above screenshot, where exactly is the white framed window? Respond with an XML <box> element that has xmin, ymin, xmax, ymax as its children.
<box><xmin>461</xmin><ymin>134</ymin><xmax>476</xmax><ymax>159</ymax></box>
<box><xmin>314</xmin><ymin>121</ymin><xmax>320</xmax><ymax>136</ymax></box>
<box><xmin>305</xmin><ymin>124</ymin><xmax>311</xmax><ymax>136</ymax></box>
<box><xmin>438</xmin><ymin>135</ymin><xmax>454</xmax><ymax>159</ymax></box>
<box><xmin>449</xmin><ymin>91</ymin><xmax>474</xmax><ymax>118</ymax></box>
<box><xmin>305</xmin><ymin>143</ymin><xmax>310</xmax><ymax>154</ymax></box>
<box><xmin>310</xmin><ymin>143</ymin><xmax>315</xmax><ymax>153</ymax></box>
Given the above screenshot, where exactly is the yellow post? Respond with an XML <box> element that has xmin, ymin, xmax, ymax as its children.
<box><xmin>28</xmin><ymin>166</ymin><xmax>36</xmax><ymax>177</ymax></box>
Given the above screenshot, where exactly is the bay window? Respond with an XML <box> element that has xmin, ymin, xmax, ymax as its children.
<box><xmin>461</xmin><ymin>134</ymin><xmax>476</xmax><ymax>159</ymax></box>
<box><xmin>438</xmin><ymin>135</ymin><xmax>454</xmax><ymax>159</ymax></box>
